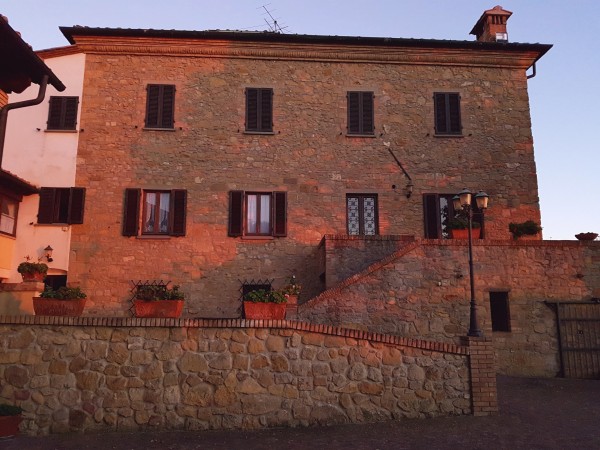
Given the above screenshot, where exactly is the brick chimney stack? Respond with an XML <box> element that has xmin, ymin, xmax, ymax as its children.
<box><xmin>470</xmin><ymin>5</ymin><xmax>512</xmax><ymax>43</ymax></box>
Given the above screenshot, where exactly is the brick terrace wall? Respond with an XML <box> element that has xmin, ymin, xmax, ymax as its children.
<box><xmin>70</xmin><ymin>39</ymin><xmax>541</xmax><ymax>318</ymax></box>
<box><xmin>0</xmin><ymin>316</ymin><xmax>477</xmax><ymax>435</ymax></box>
<box><xmin>300</xmin><ymin>239</ymin><xmax>600</xmax><ymax>377</ymax></box>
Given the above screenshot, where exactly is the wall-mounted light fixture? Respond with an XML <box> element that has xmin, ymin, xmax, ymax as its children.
<box><xmin>44</xmin><ymin>245</ymin><xmax>54</xmax><ymax>262</ymax></box>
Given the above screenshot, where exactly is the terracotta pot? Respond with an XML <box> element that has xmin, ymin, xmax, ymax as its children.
<box><xmin>133</xmin><ymin>299</ymin><xmax>184</xmax><ymax>318</ymax></box>
<box><xmin>0</xmin><ymin>415</ymin><xmax>22</xmax><ymax>438</ymax></box>
<box><xmin>33</xmin><ymin>297</ymin><xmax>86</xmax><ymax>316</ymax></box>
<box><xmin>21</xmin><ymin>272</ymin><xmax>45</xmax><ymax>282</ymax></box>
<box><xmin>244</xmin><ymin>301</ymin><xmax>286</xmax><ymax>320</ymax></box>
<box><xmin>451</xmin><ymin>228</ymin><xmax>481</xmax><ymax>239</ymax></box>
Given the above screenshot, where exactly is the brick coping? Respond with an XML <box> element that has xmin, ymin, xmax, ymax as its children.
<box><xmin>0</xmin><ymin>315</ymin><xmax>468</xmax><ymax>356</ymax></box>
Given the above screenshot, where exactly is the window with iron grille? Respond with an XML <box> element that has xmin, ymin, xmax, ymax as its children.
<box><xmin>347</xmin><ymin>194</ymin><xmax>378</xmax><ymax>236</ymax></box>
<box><xmin>423</xmin><ymin>193</ymin><xmax>484</xmax><ymax>239</ymax></box>
<box><xmin>47</xmin><ymin>96</ymin><xmax>78</xmax><ymax>130</ymax></box>
<box><xmin>434</xmin><ymin>92</ymin><xmax>462</xmax><ymax>135</ymax></box>
<box><xmin>245</xmin><ymin>88</ymin><xmax>273</xmax><ymax>132</ymax></box>
<box><xmin>145</xmin><ymin>84</ymin><xmax>175</xmax><ymax>129</ymax></box>
<box><xmin>347</xmin><ymin>91</ymin><xmax>374</xmax><ymax>135</ymax></box>
<box><xmin>490</xmin><ymin>291</ymin><xmax>511</xmax><ymax>332</ymax></box>
<box><xmin>122</xmin><ymin>188</ymin><xmax>187</xmax><ymax>236</ymax></box>
<box><xmin>0</xmin><ymin>194</ymin><xmax>18</xmax><ymax>236</ymax></box>
<box><xmin>228</xmin><ymin>191</ymin><xmax>286</xmax><ymax>237</ymax></box>
<box><xmin>37</xmin><ymin>187</ymin><xmax>85</xmax><ymax>225</ymax></box>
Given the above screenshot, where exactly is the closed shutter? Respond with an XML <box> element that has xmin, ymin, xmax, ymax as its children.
<box><xmin>448</xmin><ymin>94</ymin><xmax>461</xmax><ymax>134</ymax></box>
<box><xmin>362</xmin><ymin>92</ymin><xmax>374</xmax><ymax>134</ymax></box>
<box><xmin>67</xmin><ymin>187</ymin><xmax>86</xmax><ymax>224</ymax></box>
<box><xmin>38</xmin><ymin>188</ymin><xmax>56</xmax><ymax>224</ymax></box>
<box><xmin>347</xmin><ymin>92</ymin><xmax>360</xmax><ymax>134</ymax></box>
<box><xmin>245</xmin><ymin>89</ymin><xmax>259</xmax><ymax>131</ymax></box>
<box><xmin>63</xmin><ymin>97</ymin><xmax>79</xmax><ymax>130</ymax></box>
<box><xmin>272</xmin><ymin>191</ymin><xmax>287</xmax><ymax>237</ymax></box>
<box><xmin>259</xmin><ymin>89</ymin><xmax>273</xmax><ymax>132</ymax></box>
<box><xmin>170</xmin><ymin>189</ymin><xmax>187</xmax><ymax>236</ymax></box>
<box><xmin>228</xmin><ymin>191</ymin><xmax>244</xmax><ymax>237</ymax></box>
<box><xmin>434</xmin><ymin>93</ymin><xmax>447</xmax><ymax>134</ymax></box>
<box><xmin>434</xmin><ymin>93</ymin><xmax>461</xmax><ymax>135</ymax></box>
<box><xmin>122</xmin><ymin>188</ymin><xmax>141</xmax><ymax>236</ymax></box>
<box><xmin>161</xmin><ymin>85</ymin><xmax>175</xmax><ymax>129</ymax></box>
<box><xmin>348</xmin><ymin>92</ymin><xmax>374</xmax><ymax>134</ymax></box>
<box><xmin>47</xmin><ymin>98</ymin><xmax>63</xmax><ymax>130</ymax></box>
<box><xmin>145</xmin><ymin>85</ymin><xmax>160</xmax><ymax>128</ymax></box>
<box><xmin>423</xmin><ymin>194</ymin><xmax>439</xmax><ymax>238</ymax></box>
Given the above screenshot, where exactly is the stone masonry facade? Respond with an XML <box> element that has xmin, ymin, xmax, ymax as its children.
<box><xmin>64</xmin><ymin>29</ymin><xmax>548</xmax><ymax>318</ymax></box>
<box><xmin>302</xmin><ymin>238</ymin><xmax>600</xmax><ymax>377</ymax></box>
<box><xmin>0</xmin><ymin>317</ymin><xmax>497</xmax><ymax>435</ymax></box>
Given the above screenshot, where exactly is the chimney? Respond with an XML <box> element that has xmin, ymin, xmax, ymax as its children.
<box><xmin>470</xmin><ymin>5</ymin><xmax>512</xmax><ymax>43</ymax></box>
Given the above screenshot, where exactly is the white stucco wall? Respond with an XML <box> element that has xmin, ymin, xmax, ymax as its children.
<box><xmin>3</xmin><ymin>50</ymin><xmax>85</xmax><ymax>282</ymax></box>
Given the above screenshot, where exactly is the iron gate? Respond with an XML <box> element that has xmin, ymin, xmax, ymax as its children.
<box><xmin>548</xmin><ymin>301</ymin><xmax>600</xmax><ymax>379</ymax></box>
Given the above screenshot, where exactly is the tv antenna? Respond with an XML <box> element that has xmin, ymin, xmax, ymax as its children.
<box><xmin>261</xmin><ymin>4</ymin><xmax>288</xmax><ymax>33</ymax></box>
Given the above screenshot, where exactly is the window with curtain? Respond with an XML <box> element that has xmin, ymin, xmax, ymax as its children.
<box><xmin>0</xmin><ymin>195</ymin><xmax>18</xmax><ymax>236</ymax></box>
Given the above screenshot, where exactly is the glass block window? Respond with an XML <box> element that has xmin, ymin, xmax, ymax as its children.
<box><xmin>347</xmin><ymin>194</ymin><xmax>378</xmax><ymax>236</ymax></box>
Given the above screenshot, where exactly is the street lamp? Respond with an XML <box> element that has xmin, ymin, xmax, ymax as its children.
<box><xmin>452</xmin><ymin>188</ymin><xmax>489</xmax><ymax>337</ymax></box>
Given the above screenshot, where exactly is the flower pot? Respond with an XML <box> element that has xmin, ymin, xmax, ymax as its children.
<box><xmin>451</xmin><ymin>228</ymin><xmax>481</xmax><ymax>239</ymax></box>
<box><xmin>133</xmin><ymin>299</ymin><xmax>184</xmax><ymax>318</ymax></box>
<box><xmin>244</xmin><ymin>301</ymin><xmax>286</xmax><ymax>320</ymax></box>
<box><xmin>33</xmin><ymin>297</ymin><xmax>86</xmax><ymax>316</ymax></box>
<box><xmin>21</xmin><ymin>272</ymin><xmax>45</xmax><ymax>282</ymax></box>
<box><xmin>0</xmin><ymin>415</ymin><xmax>22</xmax><ymax>438</ymax></box>
<box><xmin>575</xmin><ymin>232</ymin><xmax>598</xmax><ymax>241</ymax></box>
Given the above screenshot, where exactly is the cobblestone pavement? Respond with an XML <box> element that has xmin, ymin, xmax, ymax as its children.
<box><xmin>2</xmin><ymin>376</ymin><xmax>599</xmax><ymax>450</ymax></box>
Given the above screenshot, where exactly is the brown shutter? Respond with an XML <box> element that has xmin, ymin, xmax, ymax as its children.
<box><xmin>64</xmin><ymin>97</ymin><xmax>79</xmax><ymax>130</ymax></box>
<box><xmin>272</xmin><ymin>191</ymin><xmax>287</xmax><ymax>237</ymax></box>
<box><xmin>170</xmin><ymin>189</ymin><xmax>187</xmax><ymax>236</ymax></box>
<box><xmin>161</xmin><ymin>85</ymin><xmax>175</xmax><ymax>129</ymax></box>
<box><xmin>362</xmin><ymin>92</ymin><xmax>374</xmax><ymax>134</ymax></box>
<box><xmin>259</xmin><ymin>88</ymin><xmax>273</xmax><ymax>132</ymax></box>
<box><xmin>423</xmin><ymin>194</ymin><xmax>439</xmax><ymax>239</ymax></box>
<box><xmin>38</xmin><ymin>187</ymin><xmax>56</xmax><ymax>224</ymax></box>
<box><xmin>67</xmin><ymin>187</ymin><xmax>85</xmax><ymax>224</ymax></box>
<box><xmin>47</xmin><ymin>97</ymin><xmax>63</xmax><ymax>130</ymax></box>
<box><xmin>122</xmin><ymin>188</ymin><xmax>141</xmax><ymax>236</ymax></box>
<box><xmin>434</xmin><ymin>93</ymin><xmax>447</xmax><ymax>134</ymax></box>
<box><xmin>228</xmin><ymin>190</ymin><xmax>244</xmax><ymax>237</ymax></box>
<box><xmin>347</xmin><ymin>92</ymin><xmax>360</xmax><ymax>133</ymax></box>
<box><xmin>246</xmin><ymin>89</ymin><xmax>258</xmax><ymax>131</ymax></box>
<box><xmin>145</xmin><ymin>85</ymin><xmax>160</xmax><ymax>128</ymax></box>
<box><xmin>448</xmin><ymin>93</ymin><xmax>461</xmax><ymax>133</ymax></box>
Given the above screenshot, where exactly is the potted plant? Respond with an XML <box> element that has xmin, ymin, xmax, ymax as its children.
<box><xmin>575</xmin><ymin>232</ymin><xmax>598</xmax><ymax>241</ymax></box>
<box><xmin>33</xmin><ymin>286</ymin><xmax>87</xmax><ymax>316</ymax></box>
<box><xmin>509</xmin><ymin>220</ymin><xmax>542</xmax><ymax>240</ymax></box>
<box><xmin>0</xmin><ymin>404</ymin><xmax>23</xmax><ymax>438</ymax></box>
<box><xmin>282</xmin><ymin>275</ymin><xmax>302</xmax><ymax>319</ymax></box>
<box><xmin>133</xmin><ymin>284</ymin><xmax>185</xmax><ymax>318</ymax></box>
<box><xmin>448</xmin><ymin>217</ymin><xmax>481</xmax><ymax>239</ymax></box>
<box><xmin>243</xmin><ymin>289</ymin><xmax>287</xmax><ymax>320</ymax></box>
<box><xmin>17</xmin><ymin>255</ymin><xmax>48</xmax><ymax>282</ymax></box>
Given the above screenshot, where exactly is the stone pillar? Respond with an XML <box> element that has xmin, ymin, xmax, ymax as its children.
<box><xmin>463</xmin><ymin>336</ymin><xmax>498</xmax><ymax>416</ymax></box>
<box><xmin>0</xmin><ymin>282</ymin><xmax>44</xmax><ymax>315</ymax></box>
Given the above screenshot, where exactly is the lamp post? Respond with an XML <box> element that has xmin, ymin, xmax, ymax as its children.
<box><xmin>453</xmin><ymin>188</ymin><xmax>489</xmax><ymax>337</ymax></box>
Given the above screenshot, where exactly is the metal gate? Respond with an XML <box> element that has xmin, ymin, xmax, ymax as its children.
<box><xmin>548</xmin><ymin>301</ymin><xmax>600</xmax><ymax>379</ymax></box>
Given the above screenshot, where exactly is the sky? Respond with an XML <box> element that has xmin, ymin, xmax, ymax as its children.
<box><xmin>2</xmin><ymin>0</ymin><xmax>599</xmax><ymax>240</ymax></box>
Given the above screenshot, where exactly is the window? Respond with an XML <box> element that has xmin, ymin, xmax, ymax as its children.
<box><xmin>347</xmin><ymin>194</ymin><xmax>378</xmax><ymax>236</ymax></box>
<box><xmin>228</xmin><ymin>191</ymin><xmax>286</xmax><ymax>237</ymax></box>
<box><xmin>37</xmin><ymin>187</ymin><xmax>85</xmax><ymax>224</ymax></box>
<box><xmin>245</xmin><ymin>88</ymin><xmax>273</xmax><ymax>132</ymax></box>
<box><xmin>145</xmin><ymin>84</ymin><xmax>175</xmax><ymax>129</ymax></box>
<box><xmin>47</xmin><ymin>96</ymin><xmax>79</xmax><ymax>130</ymax></box>
<box><xmin>0</xmin><ymin>194</ymin><xmax>18</xmax><ymax>236</ymax></box>
<box><xmin>434</xmin><ymin>92</ymin><xmax>461</xmax><ymax>135</ymax></box>
<box><xmin>347</xmin><ymin>91</ymin><xmax>374</xmax><ymax>135</ymax></box>
<box><xmin>423</xmin><ymin>193</ymin><xmax>484</xmax><ymax>239</ymax></box>
<box><xmin>490</xmin><ymin>291</ymin><xmax>511</xmax><ymax>332</ymax></box>
<box><xmin>122</xmin><ymin>189</ymin><xmax>187</xmax><ymax>236</ymax></box>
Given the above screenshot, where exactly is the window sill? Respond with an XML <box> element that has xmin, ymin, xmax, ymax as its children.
<box><xmin>0</xmin><ymin>232</ymin><xmax>16</xmax><ymax>239</ymax></box>
<box><xmin>136</xmin><ymin>235</ymin><xmax>172</xmax><ymax>240</ymax></box>
<box><xmin>241</xmin><ymin>236</ymin><xmax>275</xmax><ymax>241</ymax></box>
<box><xmin>346</xmin><ymin>133</ymin><xmax>376</xmax><ymax>138</ymax></box>
<box><xmin>143</xmin><ymin>127</ymin><xmax>176</xmax><ymax>132</ymax></box>
<box><xmin>243</xmin><ymin>131</ymin><xmax>276</xmax><ymax>135</ymax></box>
<box><xmin>433</xmin><ymin>133</ymin><xmax>464</xmax><ymax>138</ymax></box>
<box><xmin>34</xmin><ymin>223</ymin><xmax>70</xmax><ymax>227</ymax></box>
<box><xmin>45</xmin><ymin>129</ymin><xmax>78</xmax><ymax>133</ymax></box>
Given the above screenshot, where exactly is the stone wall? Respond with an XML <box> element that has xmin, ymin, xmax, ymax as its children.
<box><xmin>300</xmin><ymin>239</ymin><xmax>600</xmax><ymax>377</ymax></box>
<box><xmin>0</xmin><ymin>316</ymin><xmax>479</xmax><ymax>435</ymax></box>
<box><xmin>69</xmin><ymin>36</ymin><xmax>542</xmax><ymax>317</ymax></box>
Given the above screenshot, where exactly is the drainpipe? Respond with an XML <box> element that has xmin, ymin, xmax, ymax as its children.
<box><xmin>526</xmin><ymin>63</ymin><xmax>537</xmax><ymax>79</ymax></box>
<box><xmin>0</xmin><ymin>74</ymin><xmax>49</xmax><ymax>169</ymax></box>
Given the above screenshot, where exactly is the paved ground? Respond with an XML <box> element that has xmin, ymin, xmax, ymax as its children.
<box><xmin>2</xmin><ymin>376</ymin><xmax>599</xmax><ymax>450</ymax></box>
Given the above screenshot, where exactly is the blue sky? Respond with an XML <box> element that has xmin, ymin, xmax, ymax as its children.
<box><xmin>3</xmin><ymin>0</ymin><xmax>599</xmax><ymax>240</ymax></box>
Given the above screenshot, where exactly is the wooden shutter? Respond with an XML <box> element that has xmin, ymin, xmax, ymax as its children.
<box><xmin>145</xmin><ymin>85</ymin><xmax>160</xmax><ymax>128</ymax></box>
<box><xmin>160</xmin><ymin>85</ymin><xmax>175</xmax><ymax>129</ymax></box>
<box><xmin>37</xmin><ymin>187</ymin><xmax>57</xmax><ymax>224</ymax></box>
<box><xmin>170</xmin><ymin>189</ymin><xmax>187</xmax><ymax>236</ymax></box>
<box><xmin>362</xmin><ymin>92</ymin><xmax>374</xmax><ymax>134</ymax></box>
<box><xmin>434</xmin><ymin>93</ymin><xmax>447</xmax><ymax>134</ymax></box>
<box><xmin>47</xmin><ymin>97</ymin><xmax>63</xmax><ymax>130</ymax></box>
<box><xmin>246</xmin><ymin>88</ymin><xmax>258</xmax><ymax>131</ymax></box>
<box><xmin>64</xmin><ymin>97</ymin><xmax>79</xmax><ymax>130</ymax></box>
<box><xmin>67</xmin><ymin>187</ymin><xmax>86</xmax><ymax>224</ymax></box>
<box><xmin>259</xmin><ymin>88</ymin><xmax>273</xmax><ymax>132</ymax></box>
<box><xmin>272</xmin><ymin>191</ymin><xmax>287</xmax><ymax>237</ymax></box>
<box><xmin>228</xmin><ymin>190</ymin><xmax>244</xmax><ymax>237</ymax></box>
<box><xmin>423</xmin><ymin>194</ymin><xmax>439</xmax><ymax>239</ymax></box>
<box><xmin>347</xmin><ymin>92</ymin><xmax>360</xmax><ymax>134</ymax></box>
<box><xmin>122</xmin><ymin>188</ymin><xmax>141</xmax><ymax>236</ymax></box>
<box><xmin>448</xmin><ymin>93</ymin><xmax>461</xmax><ymax>134</ymax></box>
